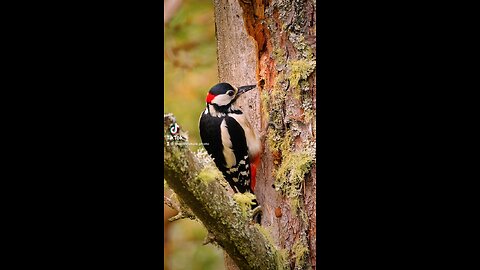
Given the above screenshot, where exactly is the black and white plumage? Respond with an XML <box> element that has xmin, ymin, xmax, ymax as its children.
<box><xmin>199</xmin><ymin>83</ymin><xmax>261</xmax><ymax>196</ymax></box>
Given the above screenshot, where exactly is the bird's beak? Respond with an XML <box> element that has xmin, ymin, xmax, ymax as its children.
<box><xmin>236</xmin><ymin>85</ymin><xmax>256</xmax><ymax>96</ymax></box>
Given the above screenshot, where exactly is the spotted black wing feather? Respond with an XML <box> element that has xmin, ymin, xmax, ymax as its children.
<box><xmin>199</xmin><ymin>111</ymin><xmax>253</xmax><ymax>193</ymax></box>
<box><xmin>199</xmin><ymin>112</ymin><xmax>226</xmax><ymax>170</ymax></box>
<box><xmin>224</xmin><ymin>115</ymin><xmax>252</xmax><ymax>193</ymax></box>
<box><xmin>199</xmin><ymin>110</ymin><xmax>259</xmax><ymax>215</ymax></box>
<box><xmin>224</xmin><ymin>116</ymin><xmax>259</xmax><ymax>212</ymax></box>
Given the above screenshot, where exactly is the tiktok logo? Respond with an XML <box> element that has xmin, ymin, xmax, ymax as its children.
<box><xmin>169</xmin><ymin>123</ymin><xmax>180</xmax><ymax>135</ymax></box>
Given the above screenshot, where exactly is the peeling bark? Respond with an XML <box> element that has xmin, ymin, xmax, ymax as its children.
<box><xmin>214</xmin><ymin>0</ymin><xmax>316</xmax><ymax>269</ymax></box>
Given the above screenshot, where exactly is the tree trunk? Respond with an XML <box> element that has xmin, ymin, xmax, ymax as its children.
<box><xmin>214</xmin><ymin>0</ymin><xmax>316</xmax><ymax>269</ymax></box>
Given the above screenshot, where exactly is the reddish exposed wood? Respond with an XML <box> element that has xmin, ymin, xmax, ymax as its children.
<box><xmin>215</xmin><ymin>0</ymin><xmax>316</xmax><ymax>268</ymax></box>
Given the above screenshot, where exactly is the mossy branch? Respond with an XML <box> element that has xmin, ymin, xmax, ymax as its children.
<box><xmin>164</xmin><ymin>114</ymin><xmax>282</xmax><ymax>270</ymax></box>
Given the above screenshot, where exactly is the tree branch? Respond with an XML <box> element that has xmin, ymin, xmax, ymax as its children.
<box><xmin>164</xmin><ymin>113</ymin><xmax>283</xmax><ymax>270</ymax></box>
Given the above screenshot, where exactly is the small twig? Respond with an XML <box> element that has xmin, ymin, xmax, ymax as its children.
<box><xmin>164</xmin><ymin>195</ymin><xmax>181</xmax><ymax>212</ymax></box>
<box><xmin>164</xmin><ymin>194</ymin><xmax>196</xmax><ymax>222</ymax></box>
<box><xmin>168</xmin><ymin>211</ymin><xmax>195</xmax><ymax>222</ymax></box>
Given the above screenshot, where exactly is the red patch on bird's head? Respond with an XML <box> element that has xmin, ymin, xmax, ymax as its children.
<box><xmin>206</xmin><ymin>93</ymin><xmax>216</xmax><ymax>104</ymax></box>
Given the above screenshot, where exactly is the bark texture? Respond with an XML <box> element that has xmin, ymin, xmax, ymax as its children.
<box><xmin>214</xmin><ymin>0</ymin><xmax>316</xmax><ymax>269</ymax></box>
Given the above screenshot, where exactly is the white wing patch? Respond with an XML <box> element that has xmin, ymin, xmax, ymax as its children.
<box><xmin>229</xmin><ymin>114</ymin><xmax>261</xmax><ymax>158</ymax></box>
<box><xmin>220</xmin><ymin>119</ymin><xmax>236</xmax><ymax>168</ymax></box>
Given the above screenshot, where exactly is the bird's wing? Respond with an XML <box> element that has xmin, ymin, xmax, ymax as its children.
<box><xmin>224</xmin><ymin>116</ymin><xmax>252</xmax><ymax>193</ymax></box>
<box><xmin>199</xmin><ymin>111</ymin><xmax>226</xmax><ymax>169</ymax></box>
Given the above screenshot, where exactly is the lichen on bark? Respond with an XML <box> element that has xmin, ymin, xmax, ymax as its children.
<box><xmin>164</xmin><ymin>114</ymin><xmax>285</xmax><ymax>270</ymax></box>
<box><xmin>213</xmin><ymin>0</ymin><xmax>316</xmax><ymax>268</ymax></box>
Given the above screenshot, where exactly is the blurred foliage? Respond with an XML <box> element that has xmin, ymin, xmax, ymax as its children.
<box><xmin>164</xmin><ymin>0</ymin><xmax>218</xmax><ymax>151</ymax></box>
<box><xmin>164</xmin><ymin>0</ymin><xmax>224</xmax><ymax>269</ymax></box>
<box><xmin>167</xmin><ymin>219</ymin><xmax>225</xmax><ymax>270</ymax></box>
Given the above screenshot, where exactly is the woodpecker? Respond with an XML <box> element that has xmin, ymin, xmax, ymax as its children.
<box><xmin>199</xmin><ymin>82</ymin><xmax>262</xmax><ymax>215</ymax></box>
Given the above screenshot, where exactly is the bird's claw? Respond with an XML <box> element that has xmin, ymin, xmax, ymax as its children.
<box><xmin>252</xmin><ymin>206</ymin><xmax>262</xmax><ymax>224</ymax></box>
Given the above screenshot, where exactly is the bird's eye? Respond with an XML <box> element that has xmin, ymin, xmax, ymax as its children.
<box><xmin>227</xmin><ymin>90</ymin><xmax>234</xmax><ymax>96</ymax></box>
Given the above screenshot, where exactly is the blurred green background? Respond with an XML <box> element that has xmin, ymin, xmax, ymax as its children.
<box><xmin>164</xmin><ymin>0</ymin><xmax>224</xmax><ymax>269</ymax></box>
<box><xmin>164</xmin><ymin>0</ymin><xmax>218</xmax><ymax>149</ymax></box>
